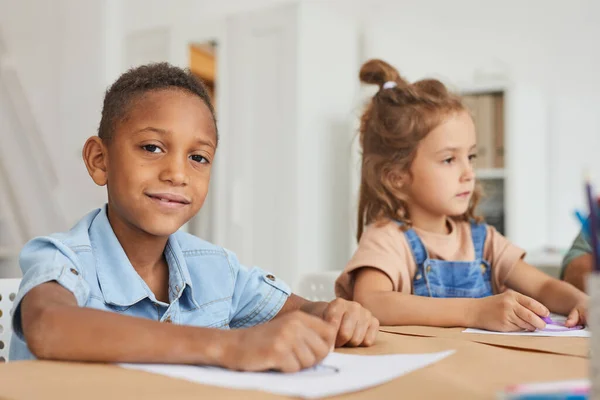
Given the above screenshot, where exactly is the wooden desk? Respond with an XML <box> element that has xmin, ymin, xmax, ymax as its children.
<box><xmin>0</xmin><ymin>331</ymin><xmax>588</xmax><ymax>399</ymax></box>
<box><xmin>381</xmin><ymin>325</ymin><xmax>589</xmax><ymax>358</ymax></box>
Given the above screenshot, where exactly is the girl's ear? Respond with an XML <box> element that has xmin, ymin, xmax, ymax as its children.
<box><xmin>388</xmin><ymin>167</ymin><xmax>409</xmax><ymax>190</ymax></box>
<box><xmin>82</xmin><ymin>136</ymin><xmax>109</xmax><ymax>186</ymax></box>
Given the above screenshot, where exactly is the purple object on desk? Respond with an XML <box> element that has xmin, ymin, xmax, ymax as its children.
<box><xmin>540</xmin><ymin>315</ymin><xmax>584</xmax><ymax>331</ymax></box>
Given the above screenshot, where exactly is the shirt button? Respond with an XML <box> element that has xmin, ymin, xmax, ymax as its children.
<box><xmin>415</xmin><ymin>273</ymin><xmax>422</xmax><ymax>280</ymax></box>
<box><xmin>164</xmin><ymin>316</ymin><xmax>172</xmax><ymax>323</ymax></box>
<box><xmin>480</xmin><ymin>263</ymin><xmax>487</xmax><ymax>274</ymax></box>
<box><xmin>266</xmin><ymin>274</ymin><xmax>276</xmax><ymax>281</ymax></box>
<box><xmin>69</xmin><ymin>268</ymin><xmax>79</xmax><ymax>276</ymax></box>
<box><xmin>426</xmin><ymin>265</ymin><xmax>432</xmax><ymax>273</ymax></box>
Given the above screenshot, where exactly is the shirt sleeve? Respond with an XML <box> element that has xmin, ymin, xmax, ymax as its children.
<box><xmin>11</xmin><ymin>237</ymin><xmax>91</xmax><ymax>340</ymax></box>
<box><xmin>484</xmin><ymin>226</ymin><xmax>526</xmax><ymax>291</ymax></box>
<box><xmin>335</xmin><ymin>222</ymin><xmax>413</xmax><ymax>300</ymax></box>
<box><xmin>227</xmin><ymin>249</ymin><xmax>291</xmax><ymax>328</ymax></box>
<box><xmin>561</xmin><ymin>230</ymin><xmax>592</xmax><ymax>279</ymax></box>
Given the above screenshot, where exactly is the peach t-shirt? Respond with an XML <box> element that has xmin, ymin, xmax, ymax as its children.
<box><xmin>335</xmin><ymin>219</ymin><xmax>525</xmax><ymax>299</ymax></box>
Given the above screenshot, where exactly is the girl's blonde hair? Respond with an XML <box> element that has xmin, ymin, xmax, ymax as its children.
<box><xmin>357</xmin><ymin>59</ymin><xmax>483</xmax><ymax>241</ymax></box>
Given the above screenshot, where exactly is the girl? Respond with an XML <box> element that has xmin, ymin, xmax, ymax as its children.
<box><xmin>335</xmin><ymin>59</ymin><xmax>587</xmax><ymax>332</ymax></box>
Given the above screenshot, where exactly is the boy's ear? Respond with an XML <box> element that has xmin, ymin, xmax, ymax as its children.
<box><xmin>82</xmin><ymin>136</ymin><xmax>108</xmax><ymax>186</ymax></box>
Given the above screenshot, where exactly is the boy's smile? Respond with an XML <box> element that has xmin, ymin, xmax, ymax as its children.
<box><xmin>145</xmin><ymin>192</ymin><xmax>192</xmax><ymax>209</ymax></box>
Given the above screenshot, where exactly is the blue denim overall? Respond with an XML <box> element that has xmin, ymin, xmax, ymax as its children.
<box><xmin>402</xmin><ymin>222</ymin><xmax>493</xmax><ymax>298</ymax></box>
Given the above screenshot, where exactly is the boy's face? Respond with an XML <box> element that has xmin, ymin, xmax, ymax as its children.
<box><xmin>88</xmin><ymin>89</ymin><xmax>217</xmax><ymax>237</ymax></box>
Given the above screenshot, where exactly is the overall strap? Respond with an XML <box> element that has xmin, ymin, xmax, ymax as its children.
<box><xmin>470</xmin><ymin>221</ymin><xmax>488</xmax><ymax>260</ymax></box>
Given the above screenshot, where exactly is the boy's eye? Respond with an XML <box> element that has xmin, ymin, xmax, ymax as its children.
<box><xmin>443</xmin><ymin>157</ymin><xmax>455</xmax><ymax>164</ymax></box>
<box><xmin>190</xmin><ymin>154</ymin><xmax>209</xmax><ymax>164</ymax></box>
<box><xmin>142</xmin><ymin>144</ymin><xmax>162</xmax><ymax>154</ymax></box>
<box><xmin>468</xmin><ymin>154</ymin><xmax>477</xmax><ymax>162</ymax></box>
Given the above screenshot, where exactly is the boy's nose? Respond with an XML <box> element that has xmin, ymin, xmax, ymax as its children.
<box><xmin>159</xmin><ymin>157</ymin><xmax>189</xmax><ymax>186</ymax></box>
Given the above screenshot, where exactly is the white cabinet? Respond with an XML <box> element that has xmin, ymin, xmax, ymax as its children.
<box><xmin>461</xmin><ymin>83</ymin><xmax>550</xmax><ymax>252</ymax></box>
<box><xmin>215</xmin><ymin>2</ymin><xmax>359</xmax><ymax>284</ymax></box>
<box><xmin>501</xmin><ymin>84</ymin><xmax>549</xmax><ymax>253</ymax></box>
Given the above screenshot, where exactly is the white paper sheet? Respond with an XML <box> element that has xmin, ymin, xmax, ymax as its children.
<box><xmin>463</xmin><ymin>313</ymin><xmax>591</xmax><ymax>337</ymax></box>
<box><xmin>121</xmin><ymin>350</ymin><xmax>455</xmax><ymax>399</ymax></box>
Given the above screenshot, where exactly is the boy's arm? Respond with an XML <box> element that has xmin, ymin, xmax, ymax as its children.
<box><xmin>20</xmin><ymin>282</ymin><xmax>335</xmax><ymax>372</ymax></box>
<box><xmin>22</xmin><ymin>282</ymin><xmax>229</xmax><ymax>364</ymax></box>
<box><xmin>225</xmin><ymin>248</ymin><xmax>377</xmax><ymax>347</ymax></box>
<box><xmin>562</xmin><ymin>254</ymin><xmax>594</xmax><ymax>292</ymax></box>
<box><xmin>561</xmin><ymin>230</ymin><xmax>593</xmax><ymax>289</ymax></box>
<box><xmin>276</xmin><ymin>293</ymin><xmax>379</xmax><ymax>347</ymax></box>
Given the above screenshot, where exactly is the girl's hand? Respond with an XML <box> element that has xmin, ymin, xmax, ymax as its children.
<box><xmin>565</xmin><ymin>301</ymin><xmax>588</xmax><ymax>327</ymax></box>
<box><xmin>469</xmin><ymin>290</ymin><xmax>549</xmax><ymax>332</ymax></box>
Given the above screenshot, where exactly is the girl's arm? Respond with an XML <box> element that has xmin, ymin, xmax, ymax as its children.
<box><xmin>353</xmin><ymin>267</ymin><xmax>548</xmax><ymax>331</ymax></box>
<box><xmin>353</xmin><ymin>267</ymin><xmax>474</xmax><ymax>326</ymax></box>
<box><xmin>504</xmin><ymin>259</ymin><xmax>588</xmax><ymax>326</ymax></box>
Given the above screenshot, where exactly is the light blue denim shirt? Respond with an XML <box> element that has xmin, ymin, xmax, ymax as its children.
<box><xmin>9</xmin><ymin>206</ymin><xmax>290</xmax><ymax>360</ymax></box>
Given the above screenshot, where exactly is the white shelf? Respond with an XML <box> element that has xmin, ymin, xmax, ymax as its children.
<box><xmin>476</xmin><ymin>168</ymin><xmax>505</xmax><ymax>179</ymax></box>
<box><xmin>458</xmin><ymin>82</ymin><xmax>508</xmax><ymax>95</ymax></box>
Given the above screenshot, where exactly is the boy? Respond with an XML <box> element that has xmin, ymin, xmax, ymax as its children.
<box><xmin>9</xmin><ymin>63</ymin><xmax>378</xmax><ymax>372</ymax></box>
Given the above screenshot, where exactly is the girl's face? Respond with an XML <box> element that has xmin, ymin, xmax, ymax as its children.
<box><xmin>402</xmin><ymin>110</ymin><xmax>478</xmax><ymax>226</ymax></box>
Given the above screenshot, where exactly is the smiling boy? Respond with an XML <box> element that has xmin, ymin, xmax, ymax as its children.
<box><xmin>9</xmin><ymin>63</ymin><xmax>378</xmax><ymax>372</ymax></box>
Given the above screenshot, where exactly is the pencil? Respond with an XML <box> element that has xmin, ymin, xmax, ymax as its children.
<box><xmin>585</xmin><ymin>176</ymin><xmax>600</xmax><ymax>271</ymax></box>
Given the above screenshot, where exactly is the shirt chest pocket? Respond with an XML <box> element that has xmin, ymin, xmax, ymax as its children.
<box><xmin>180</xmin><ymin>297</ymin><xmax>231</xmax><ymax>329</ymax></box>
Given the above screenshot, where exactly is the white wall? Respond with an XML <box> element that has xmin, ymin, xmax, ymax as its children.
<box><xmin>0</xmin><ymin>0</ymin><xmax>61</xmax><ymax>148</ymax></box>
<box><xmin>56</xmin><ymin>0</ymin><xmax>110</xmax><ymax>225</ymax></box>
<box><xmin>296</xmin><ymin>4</ymin><xmax>361</xmax><ymax>275</ymax></box>
<box><xmin>362</xmin><ymin>0</ymin><xmax>600</xmax><ymax>249</ymax></box>
<box><xmin>0</xmin><ymin>0</ymin><xmax>308</xmax><ymax>239</ymax></box>
<box><xmin>121</xmin><ymin>0</ymin><xmax>298</xmax><ymax>34</ymax></box>
<box><xmin>120</xmin><ymin>0</ymin><xmax>299</xmax><ymax>70</ymax></box>
<box><xmin>1</xmin><ymin>0</ymin><xmax>598</xmax><ymax>282</ymax></box>
<box><xmin>0</xmin><ymin>0</ymin><xmax>109</xmax><ymax>231</ymax></box>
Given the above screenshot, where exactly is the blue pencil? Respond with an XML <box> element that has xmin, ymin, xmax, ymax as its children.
<box><xmin>574</xmin><ymin>210</ymin><xmax>590</xmax><ymax>238</ymax></box>
<box><xmin>504</xmin><ymin>394</ymin><xmax>587</xmax><ymax>400</ymax></box>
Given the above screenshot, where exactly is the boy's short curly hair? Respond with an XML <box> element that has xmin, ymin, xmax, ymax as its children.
<box><xmin>98</xmin><ymin>62</ymin><xmax>217</xmax><ymax>142</ymax></box>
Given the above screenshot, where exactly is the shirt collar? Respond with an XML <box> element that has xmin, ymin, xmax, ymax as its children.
<box><xmin>89</xmin><ymin>205</ymin><xmax>194</xmax><ymax>307</ymax></box>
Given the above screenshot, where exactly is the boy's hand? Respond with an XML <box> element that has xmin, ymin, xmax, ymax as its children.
<box><xmin>565</xmin><ymin>301</ymin><xmax>588</xmax><ymax>327</ymax></box>
<box><xmin>225</xmin><ymin>310</ymin><xmax>336</xmax><ymax>373</ymax></box>
<box><xmin>320</xmin><ymin>298</ymin><xmax>379</xmax><ymax>347</ymax></box>
<box><xmin>469</xmin><ymin>290</ymin><xmax>549</xmax><ymax>332</ymax></box>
